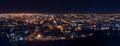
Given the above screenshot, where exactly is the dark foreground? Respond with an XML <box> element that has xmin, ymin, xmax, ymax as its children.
<box><xmin>5</xmin><ymin>31</ymin><xmax>119</xmax><ymax>46</ymax></box>
<box><xmin>1</xmin><ymin>31</ymin><xmax>120</xmax><ymax>46</ymax></box>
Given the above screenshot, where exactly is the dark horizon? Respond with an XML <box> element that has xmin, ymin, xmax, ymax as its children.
<box><xmin>0</xmin><ymin>0</ymin><xmax>120</xmax><ymax>13</ymax></box>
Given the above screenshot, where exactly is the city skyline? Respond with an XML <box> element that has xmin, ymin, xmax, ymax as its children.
<box><xmin>1</xmin><ymin>13</ymin><xmax>120</xmax><ymax>46</ymax></box>
<box><xmin>1</xmin><ymin>0</ymin><xmax>120</xmax><ymax>46</ymax></box>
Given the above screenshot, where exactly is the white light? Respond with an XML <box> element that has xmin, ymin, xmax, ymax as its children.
<box><xmin>10</xmin><ymin>33</ymin><xmax>15</xmax><ymax>37</ymax></box>
<box><xmin>25</xmin><ymin>31</ymin><xmax>29</xmax><ymax>33</ymax></box>
<box><xmin>19</xmin><ymin>37</ymin><xmax>23</xmax><ymax>40</ymax></box>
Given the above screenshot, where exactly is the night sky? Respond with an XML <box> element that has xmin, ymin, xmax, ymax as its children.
<box><xmin>0</xmin><ymin>0</ymin><xmax>120</xmax><ymax>13</ymax></box>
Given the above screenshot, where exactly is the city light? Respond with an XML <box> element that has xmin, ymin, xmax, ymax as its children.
<box><xmin>0</xmin><ymin>13</ymin><xmax>120</xmax><ymax>42</ymax></box>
